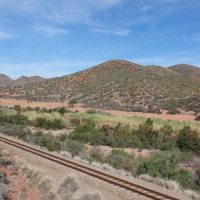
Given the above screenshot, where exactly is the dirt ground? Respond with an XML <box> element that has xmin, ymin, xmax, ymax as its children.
<box><xmin>0</xmin><ymin>98</ymin><xmax>195</xmax><ymax>121</ymax></box>
<box><xmin>85</xmin><ymin>144</ymin><xmax>160</xmax><ymax>158</ymax></box>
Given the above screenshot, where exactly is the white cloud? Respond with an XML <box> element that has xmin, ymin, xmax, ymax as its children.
<box><xmin>33</xmin><ymin>25</ymin><xmax>69</xmax><ymax>36</ymax></box>
<box><xmin>0</xmin><ymin>0</ymin><xmax>124</xmax><ymax>24</ymax></box>
<box><xmin>91</xmin><ymin>28</ymin><xmax>131</xmax><ymax>36</ymax></box>
<box><xmin>0</xmin><ymin>31</ymin><xmax>16</xmax><ymax>40</ymax></box>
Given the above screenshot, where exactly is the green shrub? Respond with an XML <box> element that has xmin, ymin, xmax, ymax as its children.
<box><xmin>63</xmin><ymin>139</ymin><xmax>84</xmax><ymax>157</ymax></box>
<box><xmin>38</xmin><ymin>134</ymin><xmax>61</xmax><ymax>152</ymax></box>
<box><xmin>0</xmin><ymin>114</ymin><xmax>29</xmax><ymax>126</ymax></box>
<box><xmin>175</xmin><ymin>169</ymin><xmax>194</xmax><ymax>189</ymax></box>
<box><xmin>136</xmin><ymin>151</ymin><xmax>179</xmax><ymax>178</ymax></box>
<box><xmin>86</xmin><ymin>109</ymin><xmax>97</xmax><ymax>114</ymax></box>
<box><xmin>34</xmin><ymin>117</ymin><xmax>46</xmax><ymax>127</ymax></box>
<box><xmin>195</xmin><ymin>168</ymin><xmax>200</xmax><ymax>186</ymax></box>
<box><xmin>106</xmin><ymin>149</ymin><xmax>136</xmax><ymax>171</ymax></box>
<box><xmin>0</xmin><ymin>125</ymin><xmax>31</xmax><ymax>141</ymax></box>
<box><xmin>90</xmin><ymin>147</ymin><xmax>104</xmax><ymax>163</ymax></box>
<box><xmin>176</xmin><ymin>126</ymin><xmax>200</xmax><ymax>154</ymax></box>
<box><xmin>56</xmin><ymin>107</ymin><xmax>67</xmax><ymax>115</ymax></box>
<box><xmin>195</xmin><ymin>115</ymin><xmax>200</xmax><ymax>121</ymax></box>
<box><xmin>33</xmin><ymin>117</ymin><xmax>64</xmax><ymax>130</ymax></box>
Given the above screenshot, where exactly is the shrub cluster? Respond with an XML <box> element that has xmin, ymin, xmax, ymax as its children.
<box><xmin>136</xmin><ymin>151</ymin><xmax>199</xmax><ymax>190</ymax></box>
<box><xmin>0</xmin><ymin>112</ymin><xmax>65</xmax><ymax>130</ymax></box>
<box><xmin>69</xmin><ymin>118</ymin><xmax>200</xmax><ymax>154</ymax></box>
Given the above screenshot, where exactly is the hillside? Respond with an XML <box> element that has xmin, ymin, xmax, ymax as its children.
<box><xmin>0</xmin><ymin>75</ymin><xmax>45</xmax><ymax>87</ymax></box>
<box><xmin>0</xmin><ymin>74</ymin><xmax>13</xmax><ymax>86</ymax></box>
<box><xmin>168</xmin><ymin>64</ymin><xmax>200</xmax><ymax>82</ymax></box>
<box><xmin>0</xmin><ymin>60</ymin><xmax>200</xmax><ymax>113</ymax></box>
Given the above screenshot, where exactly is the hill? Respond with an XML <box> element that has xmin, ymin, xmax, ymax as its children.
<box><xmin>0</xmin><ymin>60</ymin><xmax>200</xmax><ymax>113</ymax></box>
<box><xmin>0</xmin><ymin>75</ymin><xmax>45</xmax><ymax>87</ymax></box>
<box><xmin>0</xmin><ymin>74</ymin><xmax>13</xmax><ymax>86</ymax></box>
<box><xmin>168</xmin><ymin>64</ymin><xmax>200</xmax><ymax>82</ymax></box>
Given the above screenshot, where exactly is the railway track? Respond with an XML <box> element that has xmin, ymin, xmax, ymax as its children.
<box><xmin>0</xmin><ymin>135</ymin><xmax>181</xmax><ymax>200</ymax></box>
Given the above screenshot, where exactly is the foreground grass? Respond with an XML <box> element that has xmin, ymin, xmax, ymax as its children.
<box><xmin>2</xmin><ymin>108</ymin><xmax>200</xmax><ymax>132</ymax></box>
<box><xmin>14</xmin><ymin>110</ymin><xmax>200</xmax><ymax>133</ymax></box>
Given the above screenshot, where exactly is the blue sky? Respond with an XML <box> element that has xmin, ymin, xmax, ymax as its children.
<box><xmin>0</xmin><ymin>0</ymin><xmax>200</xmax><ymax>79</ymax></box>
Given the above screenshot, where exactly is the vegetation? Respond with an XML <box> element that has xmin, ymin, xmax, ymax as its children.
<box><xmin>1</xmin><ymin>60</ymin><xmax>200</xmax><ymax>113</ymax></box>
<box><xmin>0</xmin><ymin>107</ymin><xmax>200</xmax><ymax>195</ymax></box>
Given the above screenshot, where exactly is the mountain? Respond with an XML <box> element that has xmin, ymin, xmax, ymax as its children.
<box><xmin>0</xmin><ymin>75</ymin><xmax>45</xmax><ymax>87</ymax></box>
<box><xmin>15</xmin><ymin>76</ymin><xmax>46</xmax><ymax>85</ymax></box>
<box><xmin>0</xmin><ymin>74</ymin><xmax>13</xmax><ymax>86</ymax></box>
<box><xmin>1</xmin><ymin>60</ymin><xmax>200</xmax><ymax>113</ymax></box>
<box><xmin>168</xmin><ymin>64</ymin><xmax>200</xmax><ymax>82</ymax></box>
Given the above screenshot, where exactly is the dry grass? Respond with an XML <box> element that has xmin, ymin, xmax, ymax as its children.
<box><xmin>184</xmin><ymin>190</ymin><xmax>200</xmax><ymax>200</ymax></box>
<box><xmin>59</xmin><ymin>151</ymin><xmax>72</xmax><ymax>159</ymax></box>
<box><xmin>138</xmin><ymin>174</ymin><xmax>180</xmax><ymax>192</ymax></box>
<box><xmin>137</xmin><ymin>174</ymin><xmax>200</xmax><ymax>200</ymax></box>
<box><xmin>58</xmin><ymin>173</ymin><xmax>80</xmax><ymax>200</ymax></box>
<box><xmin>76</xmin><ymin>191</ymin><xmax>103</xmax><ymax>200</ymax></box>
<box><xmin>1</xmin><ymin>149</ymin><xmax>10</xmax><ymax>157</ymax></box>
<box><xmin>14</xmin><ymin>156</ymin><xmax>56</xmax><ymax>200</ymax></box>
<box><xmin>21</xmin><ymin>110</ymin><xmax>200</xmax><ymax>133</ymax></box>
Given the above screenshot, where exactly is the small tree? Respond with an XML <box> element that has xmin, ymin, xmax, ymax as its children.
<box><xmin>13</xmin><ymin>105</ymin><xmax>21</xmax><ymax>115</ymax></box>
<box><xmin>68</xmin><ymin>98</ymin><xmax>77</xmax><ymax>108</ymax></box>
<box><xmin>176</xmin><ymin>126</ymin><xmax>200</xmax><ymax>154</ymax></box>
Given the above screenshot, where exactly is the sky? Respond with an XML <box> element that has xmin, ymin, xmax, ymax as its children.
<box><xmin>0</xmin><ymin>0</ymin><xmax>200</xmax><ymax>79</ymax></box>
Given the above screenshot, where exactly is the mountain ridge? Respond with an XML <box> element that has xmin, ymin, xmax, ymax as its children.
<box><xmin>0</xmin><ymin>74</ymin><xmax>45</xmax><ymax>87</ymax></box>
<box><xmin>0</xmin><ymin>60</ymin><xmax>200</xmax><ymax>113</ymax></box>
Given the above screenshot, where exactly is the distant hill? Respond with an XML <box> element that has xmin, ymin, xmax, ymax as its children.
<box><xmin>0</xmin><ymin>74</ymin><xmax>13</xmax><ymax>86</ymax></box>
<box><xmin>0</xmin><ymin>75</ymin><xmax>45</xmax><ymax>87</ymax></box>
<box><xmin>0</xmin><ymin>60</ymin><xmax>200</xmax><ymax>113</ymax></box>
<box><xmin>168</xmin><ymin>64</ymin><xmax>200</xmax><ymax>82</ymax></box>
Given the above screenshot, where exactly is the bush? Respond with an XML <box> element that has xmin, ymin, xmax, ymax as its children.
<box><xmin>58</xmin><ymin>174</ymin><xmax>79</xmax><ymax>199</ymax></box>
<box><xmin>136</xmin><ymin>151</ymin><xmax>179</xmax><ymax>178</ymax></box>
<box><xmin>0</xmin><ymin>171</ymin><xmax>9</xmax><ymax>184</ymax></box>
<box><xmin>34</xmin><ymin>117</ymin><xmax>46</xmax><ymax>127</ymax></box>
<box><xmin>106</xmin><ymin>149</ymin><xmax>136</xmax><ymax>171</ymax></box>
<box><xmin>175</xmin><ymin>169</ymin><xmax>194</xmax><ymax>189</ymax></box>
<box><xmin>0</xmin><ymin>114</ymin><xmax>29</xmax><ymax>125</ymax></box>
<box><xmin>0</xmin><ymin>159</ymin><xmax>14</xmax><ymax>168</ymax></box>
<box><xmin>194</xmin><ymin>168</ymin><xmax>200</xmax><ymax>186</ymax></box>
<box><xmin>195</xmin><ymin>115</ymin><xmax>200</xmax><ymax>121</ymax></box>
<box><xmin>63</xmin><ymin>139</ymin><xmax>84</xmax><ymax>157</ymax></box>
<box><xmin>176</xmin><ymin>126</ymin><xmax>200</xmax><ymax>154</ymax></box>
<box><xmin>37</xmin><ymin>134</ymin><xmax>61</xmax><ymax>152</ymax></box>
<box><xmin>90</xmin><ymin>147</ymin><xmax>104</xmax><ymax>163</ymax></box>
<box><xmin>0</xmin><ymin>125</ymin><xmax>31</xmax><ymax>141</ymax></box>
<box><xmin>138</xmin><ymin>174</ymin><xmax>180</xmax><ymax>192</ymax></box>
<box><xmin>77</xmin><ymin>191</ymin><xmax>102</xmax><ymax>200</ymax></box>
<box><xmin>69</xmin><ymin>119</ymin><xmax>96</xmax><ymax>143</ymax></box>
<box><xmin>0</xmin><ymin>183</ymin><xmax>11</xmax><ymax>200</ymax></box>
<box><xmin>56</xmin><ymin>107</ymin><xmax>67</xmax><ymax>115</ymax></box>
<box><xmin>33</xmin><ymin>117</ymin><xmax>64</xmax><ymax>130</ymax></box>
<box><xmin>184</xmin><ymin>190</ymin><xmax>200</xmax><ymax>200</ymax></box>
<box><xmin>86</xmin><ymin>109</ymin><xmax>97</xmax><ymax>114</ymax></box>
<box><xmin>167</xmin><ymin>109</ymin><xmax>181</xmax><ymax>115</ymax></box>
